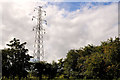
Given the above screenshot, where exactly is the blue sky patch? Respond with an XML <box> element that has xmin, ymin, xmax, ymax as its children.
<box><xmin>48</xmin><ymin>2</ymin><xmax>113</xmax><ymax>12</ymax></box>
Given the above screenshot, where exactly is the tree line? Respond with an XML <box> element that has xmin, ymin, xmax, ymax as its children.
<box><xmin>1</xmin><ymin>37</ymin><xmax>120</xmax><ymax>80</ymax></box>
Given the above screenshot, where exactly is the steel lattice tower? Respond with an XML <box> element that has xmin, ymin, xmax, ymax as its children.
<box><xmin>32</xmin><ymin>6</ymin><xmax>47</xmax><ymax>61</ymax></box>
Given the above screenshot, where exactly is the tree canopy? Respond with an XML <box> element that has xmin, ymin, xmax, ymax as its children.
<box><xmin>1</xmin><ymin>37</ymin><xmax>120</xmax><ymax>80</ymax></box>
<box><xmin>2</xmin><ymin>38</ymin><xmax>32</xmax><ymax>79</ymax></box>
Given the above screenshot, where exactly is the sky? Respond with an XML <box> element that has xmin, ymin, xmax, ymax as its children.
<box><xmin>0</xmin><ymin>1</ymin><xmax>118</xmax><ymax>62</ymax></box>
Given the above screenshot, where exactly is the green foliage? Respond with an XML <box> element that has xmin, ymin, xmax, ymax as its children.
<box><xmin>31</xmin><ymin>61</ymin><xmax>58</xmax><ymax>80</ymax></box>
<box><xmin>2</xmin><ymin>38</ymin><xmax>33</xmax><ymax>79</ymax></box>
<box><xmin>83</xmin><ymin>53</ymin><xmax>106</xmax><ymax>79</ymax></box>
<box><xmin>2</xmin><ymin>37</ymin><xmax>120</xmax><ymax>79</ymax></box>
<box><xmin>33</xmin><ymin>61</ymin><xmax>47</xmax><ymax>80</ymax></box>
<box><xmin>64</xmin><ymin>50</ymin><xmax>80</xmax><ymax>78</ymax></box>
<box><xmin>63</xmin><ymin>37</ymin><xmax>120</xmax><ymax>79</ymax></box>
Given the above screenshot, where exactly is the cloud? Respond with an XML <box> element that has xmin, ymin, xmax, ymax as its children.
<box><xmin>0</xmin><ymin>4</ymin><xmax>2</xmax><ymax>49</ymax></box>
<box><xmin>1</xmin><ymin>2</ymin><xmax>118</xmax><ymax>62</ymax></box>
<box><xmin>1</xmin><ymin>2</ymin><xmax>35</xmax><ymax>49</ymax></box>
<box><xmin>45</xmin><ymin>3</ymin><xmax>118</xmax><ymax>62</ymax></box>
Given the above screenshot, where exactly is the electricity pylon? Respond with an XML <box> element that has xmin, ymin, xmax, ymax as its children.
<box><xmin>32</xmin><ymin>6</ymin><xmax>47</xmax><ymax>61</ymax></box>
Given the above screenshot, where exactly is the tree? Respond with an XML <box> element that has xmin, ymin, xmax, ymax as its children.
<box><xmin>2</xmin><ymin>38</ymin><xmax>32</xmax><ymax>79</ymax></box>
<box><xmin>64</xmin><ymin>49</ymin><xmax>80</xmax><ymax>78</ymax></box>
<box><xmin>42</xmin><ymin>61</ymin><xmax>58</xmax><ymax>80</ymax></box>
<box><xmin>2</xmin><ymin>37</ymin><xmax>120</xmax><ymax>79</ymax></box>
<box><xmin>33</xmin><ymin>61</ymin><xmax>47</xmax><ymax>80</ymax></box>
<box><xmin>102</xmin><ymin>37</ymin><xmax>120</xmax><ymax>79</ymax></box>
<box><xmin>2</xmin><ymin>49</ymin><xmax>11</xmax><ymax>78</ymax></box>
<box><xmin>57</xmin><ymin>58</ymin><xmax>64</xmax><ymax>77</ymax></box>
<box><xmin>50</xmin><ymin>61</ymin><xmax>58</xmax><ymax>79</ymax></box>
<box><xmin>83</xmin><ymin>52</ymin><xmax>107</xmax><ymax>79</ymax></box>
<box><xmin>77</xmin><ymin>37</ymin><xmax>120</xmax><ymax>79</ymax></box>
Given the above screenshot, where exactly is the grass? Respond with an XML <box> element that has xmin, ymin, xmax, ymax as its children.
<box><xmin>2</xmin><ymin>77</ymin><xmax>120</xmax><ymax>80</ymax></box>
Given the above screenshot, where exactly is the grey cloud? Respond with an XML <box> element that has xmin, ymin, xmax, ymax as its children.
<box><xmin>1</xmin><ymin>2</ymin><xmax>118</xmax><ymax>62</ymax></box>
<box><xmin>44</xmin><ymin>3</ymin><xmax>118</xmax><ymax>62</ymax></box>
